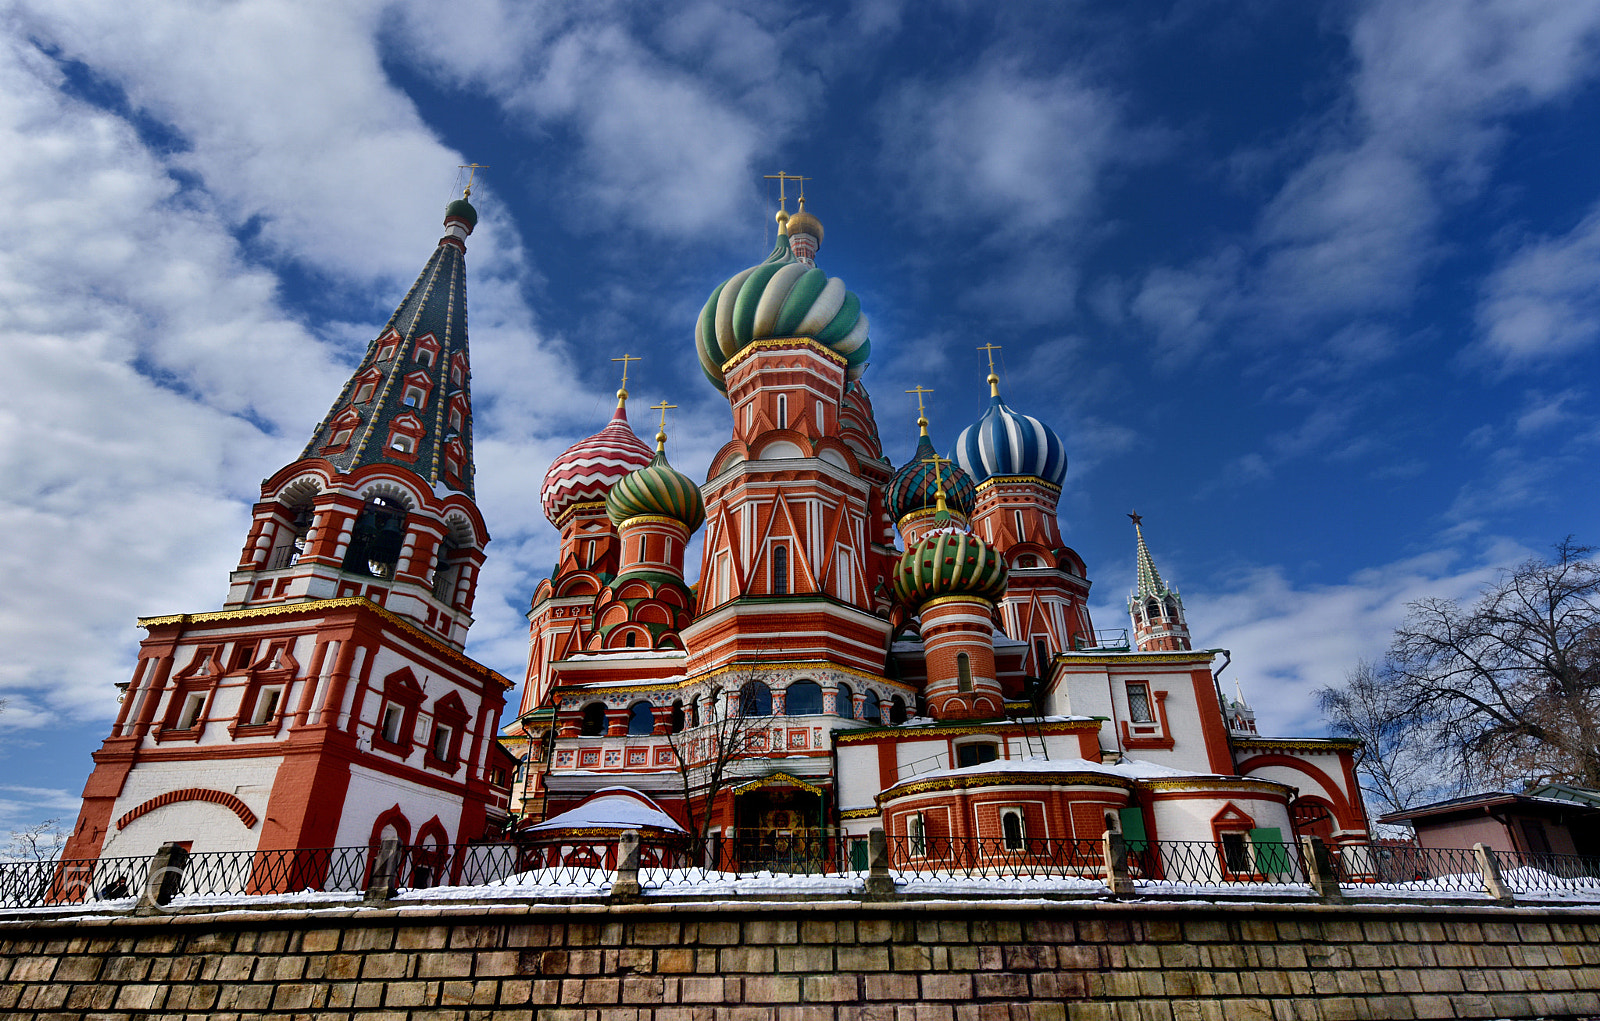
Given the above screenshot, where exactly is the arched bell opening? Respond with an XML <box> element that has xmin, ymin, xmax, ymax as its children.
<box><xmin>343</xmin><ymin>496</ymin><xmax>408</xmax><ymax>580</ymax></box>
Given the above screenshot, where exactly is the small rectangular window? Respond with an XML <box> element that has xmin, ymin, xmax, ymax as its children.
<box><xmin>957</xmin><ymin>743</ymin><xmax>998</xmax><ymax>767</ymax></box>
<box><xmin>432</xmin><ymin>723</ymin><xmax>453</xmax><ymax>762</ymax></box>
<box><xmin>251</xmin><ymin>686</ymin><xmax>282</xmax><ymax>726</ymax></box>
<box><xmin>178</xmin><ymin>693</ymin><xmax>205</xmax><ymax>730</ymax></box>
<box><xmin>1126</xmin><ymin>682</ymin><xmax>1154</xmax><ymax>723</ymax></box>
<box><xmin>1221</xmin><ymin>832</ymin><xmax>1251</xmax><ymax>873</ymax></box>
<box><xmin>382</xmin><ymin>704</ymin><xmax>404</xmax><ymax>744</ymax></box>
<box><xmin>908</xmin><ymin>813</ymin><xmax>927</xmax><ymax>857</ymax></box>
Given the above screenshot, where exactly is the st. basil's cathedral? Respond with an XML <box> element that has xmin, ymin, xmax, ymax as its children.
<box><xmin>61</xmin><ymin>181</ymin><xmax>1370</xmax><ymax>872</ymax></box>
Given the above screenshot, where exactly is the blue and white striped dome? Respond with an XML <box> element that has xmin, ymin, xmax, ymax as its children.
<box><xmin>951</xmin><ymin>387</ymin><xmax>1068</xmax><ymax>487</ymax></box>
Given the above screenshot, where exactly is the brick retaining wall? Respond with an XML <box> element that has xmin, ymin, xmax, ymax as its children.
<box><xmin>3</xmin><ymin>897</ymin><xmax>1599</xmax><ymax>1020</ymax></box>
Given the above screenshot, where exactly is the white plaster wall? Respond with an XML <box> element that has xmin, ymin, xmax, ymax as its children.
<box><xmin>332</xmin><ymin>763</ymin><xmax>465</xmax><ymax>848</ymax></box>
<box><xmin>1246</xmin><ymin>762</ymin><xmax>1344</xmax><ymax>807</ymax></box>
<box><xmin>98</xmin><ymin>756</ymin><xmax>282</xmax><ymax>859</ymax></box>
<box><xmin>1148</xmin><ymin>793</ymin><xmax>1294</xmax><ymax>844</ymax></box>
<box><xmin>835</xmin><ymin>745</ymin><xmax>881</xmax><ymax>812</ymax></box>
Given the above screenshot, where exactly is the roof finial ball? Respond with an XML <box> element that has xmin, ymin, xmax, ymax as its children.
<box><xmin>786</xmin><ymin>195</ymin><xmax>823</xmax><ymax>264</ymax></box>
<box><xmin>445</xmin><ymin>162</ymin><xmax>485</xmax><ymax>239</ymax></box>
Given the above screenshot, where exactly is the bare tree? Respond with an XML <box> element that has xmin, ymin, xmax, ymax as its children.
<box><xmin>1384</xmin><ymin>538</ymin><xmax>1600</xmax><ymax>789</ymax></box>
<box><xmin>665</xmin><ymin>677</ymin><xmax>772</xmax><ymax>850</ymax></box>
<box><xmin>1318</xmin><ymin>660</ymin><xmax>1457</xmax><ymax>817</ymax></box>
<box><xmin>2</xmin><ymin>818</ymin><xmax>67</xmax><ymax>863</ymax></box>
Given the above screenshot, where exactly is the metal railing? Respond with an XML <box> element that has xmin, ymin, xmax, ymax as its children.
<box><xmin>9</xmin><ymin>834</ymin><xmax>1600</xmax><ymax>908</ymax></box>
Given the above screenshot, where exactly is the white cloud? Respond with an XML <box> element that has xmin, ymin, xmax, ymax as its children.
<box><xmin>1477</xmin><ymin>205</ymin><xmax>1600</xmax><ymax>365</ymax></box>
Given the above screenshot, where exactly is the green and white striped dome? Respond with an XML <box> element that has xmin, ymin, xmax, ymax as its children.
<box><xmin>695</xmin><ymin>231</ymin><xmax>870</xmax><ymax>393</ymax></box>
<box><xmin>605</xmin><ymin>450</ymin><xmax>706</xmax><ymax>532</ymax></box>
<box><xmin>891</xmin><ymin>529</ymin><xmax>1008</xmax><ymax>610</ymax></box>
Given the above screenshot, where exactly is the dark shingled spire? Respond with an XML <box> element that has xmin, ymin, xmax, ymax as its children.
<box><xmin>301</xmin><ymin>197</ymin><xmax>479</xmax><ymax>497</ymax></box>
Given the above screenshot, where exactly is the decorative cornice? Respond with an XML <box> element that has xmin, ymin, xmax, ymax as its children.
<box><xmin>1235</xmin><ymin>737</ymin><xmax>1360</xmax><ymax>753</ymax></box>
<box><xmin>1140</xmin><ymin>777</ymin><xmax>1292</xmax><ymax>795</ymax></box>
<box><xmin>973</xmin><ymin>475</ymin><xmax>1062</xmax><ymax>496</ymax></box>
<box><xmin>731</xmin><ymin>771</ymin><xmax>826</xmax><ymax>796</ymax></box>
<box><xmin>722</xmin><ymin>336</ymin><xmax>847</xmax><ymax>376</ymax></box>
<box><xmin>1056</xmin><ymin>650</ymin><xmax>1216</xmax><ymax>666</ymax></box>
<box><xmin>918</xmin><ymin>593</ymin><xmax>998</xmax><ymax>613</ymax></box>
<box><xmin>526</xmin><ymin>825</ymin><xmax>687</xmax><ymax>839</ymax></box>
<box><xmin>840</xmin><ymin>808</ymin><xmax>880</xmax><ymax>820</ymax></box>
<box><xmin>881</xmin><ymin>770</ymin><xmax>1133</xmax><ymax>803</ymax></box>
<box><xmin>552</xmin><ymin>499</ymin><xmax>610</xmax><ymax>528</ymax></box>
<box><xmin>138</xmin><ymin>597</ymin><xmax>510</xmax><ymax>688</ymax></box>
<box><xmin>615</xmin><ymin>514</ymin><xmax>692</xmax><ymax>532</ymax></box>
<box><xmin>834</xmin><ymin>719</ymin><xmax>1097</xmax><ymax>744</ymax></box>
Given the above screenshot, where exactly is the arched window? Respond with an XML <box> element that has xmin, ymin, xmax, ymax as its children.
<box><xmin>580</xmin><ymin>702</ymin><xmax>607</xmax><ymax>737</ymax></box>
<box><xmin>739</xmin><ymin>681</ymin><xmax>772</xmax><ymax>717</ymax></box>
<box><xmin>772</xmin><ymin>545</ymin><xmax>789</xmax><ymax>595</ymax></box>
<box><xmin>957</xmin><ymin>653</ymin><xmax>973</xmax><ymax>692</ymax></box>
<box><xmin>670</xmin><ymin>700</ymin><xmax>685</xmax><ymax>733</ymax></box>
<box><xmin>776</xmin><ymin>393</ymin><xmax>788</xmax><ymax>428</ymax></box>
<box><xmin>785</xmin><ymin>681</ymin><xmax>822</xmax><ymax>715</ymax></box>
<box><xmin>625</xmin><ymin>631</ymin><xmax>637</xmax><ymax>648</ymax></box>
<box><xmin>1165</xmin><ymin>598</ymin><xmax>1180</xmax><ymax>621</ymax></box>
<box><xmin>342</xmin><ymin>496</ymin><xmax>406</xmax><ymax>579</ymax></box>
<box><xmin>627</xmin><ymin>701</ymin><xmax>654</xmax><ymax>736</ymax></box>
<box><xmin>1001</xmin><ymin>809</ymin><xmax>1025</xmax><ymax>851</ymax></box>
<box><xmin>861</xmin><ymin>691</ymin><xmax>881</xmax><ymax>723</ymax></box>
<box><xmin>889</xmin><ymin>695</ymin><xmax>907</xmax><ymax>725</ymax></box>
<box><xmin>1147</xmin><ymin>598</ymin><xmax>1162</xmax><ymax>621</ymax></box>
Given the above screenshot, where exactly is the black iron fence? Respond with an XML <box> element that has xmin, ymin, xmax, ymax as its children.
<box><xmin>6</xmin><ymin>834</ymin><xmax>1600</xmax><ymax>908</ymax></box>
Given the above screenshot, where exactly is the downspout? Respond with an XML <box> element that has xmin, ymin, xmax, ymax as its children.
<box><xmin>1208</xmin><ymin>649</ymin><xmax>1235</xmax><ymax>770</ymax></box>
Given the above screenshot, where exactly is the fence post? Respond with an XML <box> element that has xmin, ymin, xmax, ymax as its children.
<box><xmin>1103</xmin><ymin>830</ymin><xmax>1135</xmax><ymax>897</ymax></box>
<box><xmin>1474</xmin><ymin>843</ymin><xmax>1515</xmax><ymax>905</ymax></box>
<box><xmin>612</xmin><ymin>830</ymin><xmax>642</xmax><ymax>899</ymax></box>
<box><xmin>365</xmin><ymin>838</ymin><xmax>402</xmax><ymax>903</ymax></box>
<box><xmin>1299</xmin><ymin>835</ymin><xmax>1343</xmax><ymax>902</ymax></box>
<box><xmin>864</xmin><ymin>827</ymin><xmax>896</xmax><ymax>898</ymax></box>
<box><xmin>136</xmin><ymin>842</ymin><xmax>190</xmax><ymax>913</ymax></box>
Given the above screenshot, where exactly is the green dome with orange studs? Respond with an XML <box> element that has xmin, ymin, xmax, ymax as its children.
<box><xmin>891</xmin><ymin>529</ymin><xmax>1008</xmax><ymax>610</ymax></box>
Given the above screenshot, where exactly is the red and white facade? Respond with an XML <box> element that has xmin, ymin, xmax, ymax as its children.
<box><xmin>64</xmin><ymin>197</ymin><xmax>515</xmax><ymax>864</ymax></box>
<box><xmin>518</xmin><ymin>204</ymin><xmax>1370</xmax><ymax>860</ymax></box>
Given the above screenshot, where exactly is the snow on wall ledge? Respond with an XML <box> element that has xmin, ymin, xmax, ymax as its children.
<box><xmin>1</xmin><ymin>897</ymin><xmax>1598</xmax><ymax>1019</ymax></box>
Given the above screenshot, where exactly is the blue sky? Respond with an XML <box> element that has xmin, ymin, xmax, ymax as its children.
<box><xmin>2</xmin><ymin>0</ymin><xmax>1598</xmax><ymax>833</ymax></box>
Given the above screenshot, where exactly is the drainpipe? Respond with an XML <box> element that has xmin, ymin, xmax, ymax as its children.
<box><xmin>1208</xmin><ymin>649</ymin><xmax>1235</xmax><ymax>770</ymax></box>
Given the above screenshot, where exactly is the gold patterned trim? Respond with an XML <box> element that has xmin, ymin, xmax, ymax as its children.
<box><xmin>1234</xmin><ymin>737</ymin><xmax>1360</xmax><ymax>753</ymax></box>
<box><xmin>616</xmin><ymin>514</ymin><xmax>693</xmax><ymax>532</ymax></box>
<box><xmin>880</xmin><ymin>770</ymin><xmax>1133</xmax><ymax>803</ymax></box>
<box><xmin>551</xmin><ymin>499</ymin><xmax>609</xmax><ymax>528</ymax></box>
<box><xmin>840</xmin><ymin>808</ymin><xmax>880</xmax><ymax>820</ymax></box>
<box><xmin>919</xmin><ymin>594</ymin><xmax>997</xmax><ymax>612</ymax></box>
<box><xmin>689</xmin><ymin>659</ymin><xmax>907</xmax><ymax>688</ymax></box>
<box><xmin>834</xmin><ymin>719</ymin><xmax>1098</xmax><ymax>744</ymax></box>
<box><xmin>1056</xmin><ymin>650</ymin><xmax>1218</xmax><ymax>665</ymax></box>
<box><xmin>731</xmin><ymin>771</ymin><xmax>825</xmax><ymax>796</ymax></box>
<box><xmin>527</xmin><ymin>825</ymin><xmax>686</xmax><ymax>838</ymax></box>
<box><xmin>138</xmin><ymin>597</ymin><xmax>510</xmax><ymax>688</ymax></box>
<box><xmin>1140</xmin><ymin>778</ymin><xmax>1291</xmax><ymax>795</ymax></box>
<box><xmin>973</xmin><ymin>475</ymin><xmax>1062</xmax><ymax>496</ymax></box>
<box><xmin>721</xmin><ymin>336</ymin><xmax>847</xmax><ymax>375</ymax></box>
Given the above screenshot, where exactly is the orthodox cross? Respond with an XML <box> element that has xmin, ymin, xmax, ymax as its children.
<box><xmin>457</xmin><ymin>163</ymin><xmax>489</xmax><ymax>197</ymax></box>
<box><xmin>978</xmin><ymin>342</ymin><xmax>1003</xmax><ymax>375</ymax></box>
<box><xmin>611</xmin><ymin>353</ymin><xmax>640</xmax><ymax>390</ymax></box>
<box><xmin>764</xmin><ymin>171</ymin><xmax>809</xmax><ymax>212</ymax></box>
<box><xmin>922</xmin><ymin>450</ymin><xmax>952</xmax><ymax>518</ymax></box>
<box><xmin>651</xmin><ymin>400</ymin><xmax>678</xmax><ymax>432</ymax></box>
<box><xmin>905</xmin><ymin>385</ymin><xmax>934</xmax><ymax>418</ymax></box>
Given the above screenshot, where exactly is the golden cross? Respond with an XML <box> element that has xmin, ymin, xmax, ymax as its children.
<box><xmin>921</xmin><ymin>451</ymin><xmax>950</xmax><ymax>489</ymax></box>
<box><xmin>651</xmin><ymin>400</ymin><xmax>678</xmax><ymax>433</ymax></box>
<box><xmin>763</xmin><ymin>171</ymin><xmax>810</xmax><ymax>212</ymax></box>
<box><xmin>905</xmin><ymin>385</ymin><xmax>934</xmax><ymax>418</ymax></box>
<box><xmin>978</xmin><ymin>342</ymin><xmax>1002</xmax><ymax>375</ymax></box>
<box><xmin>611</xmin><ymin>353</ymin><xmax>640</xmax><ymax>390</ymax></box>
<box><xmin>458</xmin><ymin>163</ymin><xmax>489</xmax><ymax>197</ymax></box>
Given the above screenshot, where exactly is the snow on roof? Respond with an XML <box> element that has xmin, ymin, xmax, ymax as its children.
<box><xmin>526</xmin><ymin>788</ymin><xmax>687</xmax><ymax>834</ymax></box>
<box><xmin>891</xmin><ymin>715</ymin><xmax>1095</xmax><ymax>729</ymax></box>
<box><xmin>564</xmin><ymin>650</ymin><xmax>688</xmax><ymax>661</ymax></box>
<box><xmin>885</xmin><ymin>755</ymin><xmax>1221</xmax><ymax>791</ymax></box>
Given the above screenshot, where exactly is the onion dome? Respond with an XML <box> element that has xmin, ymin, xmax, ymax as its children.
<box><xmin>887</xmin><ymin>429</ymin><xmax>977</xmax><ymax>523</ymax></box>
<box><xmin>891</xmin><ymin>529</ymin><xmax>1008</xmax><ymax>610</ymax></box>
<box><xmin>951</xmin><ymin>375</ymin><xmax>1068</xmax><ymax>487</ymax></box>
<box><xmin>605</xmin><ymin>433</ymin><xmax>706</xmax><ymax>532</ymax></box>
<box><xmin>694</xmin><ymin>206</ymin><xmax>870</xmax><ymax>393</ymax></box>
<box><xmin>540</xmin><ymin>395</ymin><xmax>655</xmax><ymax>525</ymax></box>
<box><xmin>444</xmin><ymin>196</ymin><xmax>478</xmax><ymax>230</ymax></box>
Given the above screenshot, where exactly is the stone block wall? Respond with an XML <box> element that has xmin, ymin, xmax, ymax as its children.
<box><xmin>2</xmin><ymin>896</ymin><xmax>1599</xmax><ymax>1020</ymax></box>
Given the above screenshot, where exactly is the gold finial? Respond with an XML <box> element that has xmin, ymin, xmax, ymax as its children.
<box><xmin>611</xmin><ymin>353</ymin><xmax>640</xmax><ymax>406</ymax></box>
<box><xmin>978</xmin><ymin>342</ymin><xmax>1002</xmax><ymax>397</ymax></box>
<box><xmin>457</xmin><ymin>163</ymin><xmax>489</xmax><ymax>198</ymax></box>
<box><xmin>922</xmin><ymin>451</ymin><xmax>951</xmax><ymax>518</ymax></box>
<box><xmin>651</xmin><ymin>400</ymin><xmax>677</xmax><ymax>452</ymax></box>
<box><xmin>906</xmin><ymin>385</ymin><xmax>934</xmax><ymax>436</ymax></box>
<box><xmin>764</xmin><ymin>171</ymin><xmax>809</xmax><ymax>232</ymax></box>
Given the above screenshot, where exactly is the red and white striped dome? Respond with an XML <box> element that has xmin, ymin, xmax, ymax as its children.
<box><xmin>541</xmin><ymin>401</ymin><xmax>654</xmax><ymax>525</ymax></box>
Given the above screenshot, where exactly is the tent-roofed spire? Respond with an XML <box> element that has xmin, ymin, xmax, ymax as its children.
<box><xmin>1129</xmin><ymin>510</ymin><xmax>1168</xmax><ymax>599</ymax></box>
<box><xmin>301</xmin><ymin>194</ymin><xmax>479</xmax><ymax>497</ymax></box>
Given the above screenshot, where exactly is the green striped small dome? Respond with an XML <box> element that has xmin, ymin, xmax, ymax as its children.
<box><xmin>605</xmin><ymin>451</ymin><xmax>706</xmax><ymax>531</ymax></box>
<box><xmin>892</xmin><ymin>530</ymin><xmax>1008</xmax><ymax>610</ymax></box>
<box><xmin>695</xmin><ymin>233</ymin><xmax>870</xmax><ymax>393</ymax></box>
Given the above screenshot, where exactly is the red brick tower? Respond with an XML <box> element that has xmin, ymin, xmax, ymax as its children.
<box><xmin>63</xmin><ymin>190</ymin><xmax>513</xmax><ymax>865</ymax></box>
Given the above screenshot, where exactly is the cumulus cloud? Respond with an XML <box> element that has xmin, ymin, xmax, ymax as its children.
<box><xmin>1476</xmin><ymin>205</ymin><xmax>1600</xmax><ymax>366</ymax></box>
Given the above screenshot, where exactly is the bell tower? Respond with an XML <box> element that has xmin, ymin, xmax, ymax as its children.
<box><xmin>63</xmin><ymin>187</ymin><xmax>514</xmax><ymax>869</ymax></box>
<box><xmin>1127</xmin><ymin>512</ymin><xmax>1191</xmax><ymax>652</ymax></box>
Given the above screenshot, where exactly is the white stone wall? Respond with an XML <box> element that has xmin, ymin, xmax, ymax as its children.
<box><xmin>98</xmin><ymin>756</ymin><xmax>283</xmax><ymax>859</ymax></box>
<box><xmin>333</xmin><ymin>763</ymin><xmax>466</xmax><ymax>847</ymax></box>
